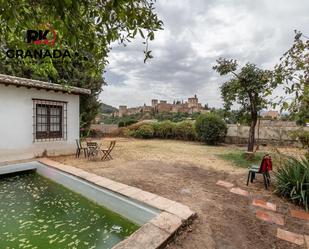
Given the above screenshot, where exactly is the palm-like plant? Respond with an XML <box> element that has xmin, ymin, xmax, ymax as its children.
<box><xmin>274</xmin><ymin>156</ymin><xmax>309</xmax><ymax>211</ymax></box>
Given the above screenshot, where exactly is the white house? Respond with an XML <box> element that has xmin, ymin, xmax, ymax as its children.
<box><xmin>0</xmin><ymin>74</ymin><xmax>91</xmax><ymax>162</ymax></box>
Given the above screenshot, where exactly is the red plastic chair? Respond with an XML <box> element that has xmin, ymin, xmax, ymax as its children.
<box><xmin>247</xmin><ymin>154</ymin><xmax>272</xmax><ymax>189</ymax></box>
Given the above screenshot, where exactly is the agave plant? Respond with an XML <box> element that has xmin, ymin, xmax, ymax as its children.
<box><xmin>274</xmin><ymin>156</ymin><xmax>309</xmax><ymax>211</ymax></box>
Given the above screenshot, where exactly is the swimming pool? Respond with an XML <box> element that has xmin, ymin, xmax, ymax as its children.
<box><xmin>0</xmin><ymin>161</ymin><xmax>159</xmax><ymax>249</ymax></box>
<box><xmin>0</xmin><ymin>160</ymin><xmax>195</xmax><ymax>249</ymax></box>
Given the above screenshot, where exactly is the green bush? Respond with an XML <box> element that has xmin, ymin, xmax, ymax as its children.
<box><xmin>125</xmin><ymin>119</ymin><xmax>138</xmax><ymax>127</ymax></box>
<box><xmin>274</xmin><ymin>157</ymin><xmax>309</xmax><ymax>211</ymax></box>
<box><xmin>118</xmin><ymin>118</ymin><xmax>138</xmax><ymax>127</ymax></box>
<box><xmin>118</xmin><ymin>121</ymin><xmax>125</xmax><ymax>127</ymax></box>
<box><xmin>174</xmin><ymin>121</ymin><xmax>196</xmax><ymax>140</ymax></box>
<box><xmin>133</xmin><ymin>124</ymin><xmax>154</xmax><ymax>139</ymax></box>
<box><xmin>151</xmin><ymin>122</ymin><xmax>160</xmax><ymax>137</ymax></box>
<box><xmin>155</xmin><ymin>120</ymin><xmax>176</xmax><ymax>138</ymax></box>
<box><xmin>195</xmin><ymin>113</ymin><xmax>227</xmax><ymax>145</ymax></box>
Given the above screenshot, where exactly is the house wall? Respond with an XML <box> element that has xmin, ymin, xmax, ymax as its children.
<box><xmin>0</xmin><ymin>85</ymin><xmax>80</xmax><ymax>162</ymax></box>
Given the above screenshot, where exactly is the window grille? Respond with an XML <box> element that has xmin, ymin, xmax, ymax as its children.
<box><xmin>33</xmin><ymin>99</ymin><xmax>67</xmax><ymax>142</ymax></box>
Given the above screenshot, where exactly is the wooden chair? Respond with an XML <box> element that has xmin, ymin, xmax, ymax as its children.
<box><xmin>101</xmin><ymin>140</ymin><xmax>116</xmax><ymax>161</ymax></box>
<box><xmin>247</xmin><ymin>154</ymin><xmax>272</xmax><ymax>189</ymax></box>
<box><xmin>87</xmin><ymin>142</ymin><xmax>99</xmax><ymax>159</ymax></box>
<box><xmin>75</xmin><ymin>139</ymin><xmax>88</xmax><ymax>158</ymax></box>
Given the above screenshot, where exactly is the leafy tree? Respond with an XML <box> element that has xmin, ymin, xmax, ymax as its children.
<box><xmin>296</xmin><ymin>98</ymin><xmax>309</xmax><ymax>126</ymax></box>
<box><xmin>227</xmin><ymin>109</ymin><xmax>252</xmax><ymax>125</ymax></box>
<box><xmin>213</xmin><ymin>59</ymin><xmax>273</xmax><ymax>152</ymax></box>
<box><xmin>274</xmin><ymin>31</ymin><xmax>309</xmax><ymax>122</ymax></box>
<box><xmin>0</xmin><ymin>0</ymin><xmax>163</xmax><ymax>129</ymax></box>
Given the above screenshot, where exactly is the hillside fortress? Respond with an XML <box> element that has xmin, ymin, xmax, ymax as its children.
<box><xmin>115</xmin><ymin>94</ymin><xmax>204</xmax><ymax>117</ymax></box>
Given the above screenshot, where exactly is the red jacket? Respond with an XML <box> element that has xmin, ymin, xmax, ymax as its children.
<box><xmin>259</xmin><ymin>156</ymin><xmax>272</xmax><ymax>173</ymax></box>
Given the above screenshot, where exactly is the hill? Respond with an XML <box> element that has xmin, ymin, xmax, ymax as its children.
<box><xmin>100</xmin><ymin>103</ymin><xmax>118</xmax><ymax>114</ymax></box>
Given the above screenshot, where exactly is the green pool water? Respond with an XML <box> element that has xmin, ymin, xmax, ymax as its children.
<box><xmin>0</xmin><ymin>172</ymin><xmax>139</xmax><ymax>249</ymax></box>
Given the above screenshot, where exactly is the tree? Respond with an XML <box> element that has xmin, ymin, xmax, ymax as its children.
<box><xmin>274</xmin><ymin>31</ymin><xmax>309</xmax><ymax>125</ymax></box>
<box><xmin>213</xmin><ymin>59</ymin><xmax>273</xmax><ymax>152</ymax></box>
<box><xmin>0</xmin><ymin>0</ymin><xmax>163</xmax><ymax>128</ymax></box>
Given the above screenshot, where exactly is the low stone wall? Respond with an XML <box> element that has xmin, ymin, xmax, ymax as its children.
<box><xmin>226</xmin><ymin>124</ymin><xmax>309</xmax><ymax>146</ymax></box>
<box><xmin>91</xmin><ymin>124</ymin><xmax>118</xmax><ymax>134</ymax></box>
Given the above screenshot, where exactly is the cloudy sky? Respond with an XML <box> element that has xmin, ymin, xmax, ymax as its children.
<box><xmin>100</xmin><ymin>0</ymin><xmax>309</xmax><ymax>109</ymax></box>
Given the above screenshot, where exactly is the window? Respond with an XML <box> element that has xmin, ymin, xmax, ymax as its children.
<box><xmin>33</xmin><ymin>99</ymin><xmax>67</xmax><ymax>141</ymax></box>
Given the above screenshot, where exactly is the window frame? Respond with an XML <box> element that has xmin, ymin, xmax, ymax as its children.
<box><xmin>33</xmin><ymin>99</ymin><xmax>67</xmax><ymax>142</ymax></box>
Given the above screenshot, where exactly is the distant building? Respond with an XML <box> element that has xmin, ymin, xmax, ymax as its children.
<box><xmin>118</xmin><ymin>105</ymin><xmax>128</xmax><ymax>117</ymax></box>
<box><xmin>115</xmin><ymin>94</ymin><xmax>204</xmax><ymax>117</ymax></box>
<box><xmin>157</xmin><ymin>102</ymin><xmax>172</xmax><ymax>112</ymax></box>
<box><xmin>151</xmin><ymin>99</ymin><xmax>158</xmax><ymax>107</ymax></box>
<box><xmin>262</xmin><ymin>110</ymin><xmax>280</xmax><ymax>120</ymax></box>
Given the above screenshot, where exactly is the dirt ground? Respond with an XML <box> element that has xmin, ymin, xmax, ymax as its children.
<box><xmin>52</xmin><ymin>138</ymin><xmax>308</xmax><ymax>249</ymax></box>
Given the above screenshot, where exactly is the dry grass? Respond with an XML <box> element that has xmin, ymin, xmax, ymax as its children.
<box><xmin>56</xmin><ymin>137</ymin><xmax>248</xmax><ymax>174</ymax></box>
<box><xmin>54</xmin><ymin>138</ymin><xmax>308</xmax><ymax>178</ymax></box>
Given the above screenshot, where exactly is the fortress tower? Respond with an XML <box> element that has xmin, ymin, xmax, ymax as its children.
<box><xmin>188</xmin><ymin>94</ymin><xmax>198</xmax><ymax>108</ymax></box>
<box><xmin>118</xmin><ymin>105</ymin><xmax>127</xmax><ymax>117</ymax></box>
<box><xmin>151</xmin><ymin>99</ymin><xmax>158</xmax><ymax>107</ymax></box>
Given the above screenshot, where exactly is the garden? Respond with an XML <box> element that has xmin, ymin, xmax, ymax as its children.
<box><xmin>111</xmin><ymin>112</ymin><xmax>309</xmax><ymax>212</ymax></box>
<box><xmin>52</xmin><ymin>136</ymin><xmax>309</xmax><ymax>249</ymax></box>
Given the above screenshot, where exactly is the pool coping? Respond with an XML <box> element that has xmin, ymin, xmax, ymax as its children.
<box><xmin>36</xmin><ymin>158</ymin><xmax>196</xmax><ymax>249</ymax></box>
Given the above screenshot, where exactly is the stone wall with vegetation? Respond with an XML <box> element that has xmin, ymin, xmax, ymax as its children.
<box><xmin>226</xmin><ymin>124</ymin><xmax>309</xmax><ymax>146</ymax></box>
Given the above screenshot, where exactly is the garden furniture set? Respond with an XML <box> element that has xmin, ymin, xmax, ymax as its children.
<box><xmin>75</xmin><ymin>139</ymin><xmax>116</xmax><ymax>160</ymax></box>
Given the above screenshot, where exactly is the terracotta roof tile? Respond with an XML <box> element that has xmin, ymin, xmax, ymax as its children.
<box><xmin>0</xmin><ymin>74</ymin><xmax>91</xmax><ymax>95</ymax></box>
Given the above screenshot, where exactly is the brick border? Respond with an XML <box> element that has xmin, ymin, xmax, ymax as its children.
<box><xmin>290</xmin><ymin>209</ymin><xmax>309</xmax><ymax>222</ymax></box>
<box><xmin>277</xmin><ymin>228</ymin><xmax>305</xmax><ymax>246</ymax></box>
<box><xmin>38</xmin><ymin>158</ymin><xmax>196</xmax><ymax>249</ymax></box>
<box><xmin>216</xmin><ymin>178</ymin><xmax>309</xmax><ymax>248</ymax></box>
<box><xmin>252</xmin><ymin>199</ymin><xmax>276</xmax><ymax>212</ymax></box>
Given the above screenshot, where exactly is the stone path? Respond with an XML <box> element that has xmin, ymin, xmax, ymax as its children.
<box><xmin>216</xmin><ymin>180</ymin><xmax>309</xmax><ymax>248</ymax></box>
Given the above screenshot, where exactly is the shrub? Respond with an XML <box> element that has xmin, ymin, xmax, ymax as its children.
<box><xmin>133</xmin><ymin>124</ymin><xmax>154</xmax><ymax>139</ymax></box>
<box><xmin>174</xmin><ymin>121</ymin><xmax>196</xmax><ymax>140</ymax></box>
<box><xmin>118</xmin><ymin>121</ymin><xmax>125</xmax><ymax>127</ymax></box>
<box><xmin>121</xmin><ymin>128</ymin><xmax>132</xmax><ymax>137</ymax></box>
<box><xmin>195</xmin><ymin>113</ymin><xmax>227</xmax><ymax>145</ymax></box>
<box><xmin>274</xmin><ymin>157</ymin><xmax>309</xmax><ymax>211</ymax></box>
<box><xmin>151</xmin><ymin>122</ymin><xmax>160</xmax><ymax>137</ymax></box>
<box><xmin>155</xmin><ymin>120</ymin><xmax>176</xmax><ymax>138</ymax></box>
<box><xmin>118</xmin><ymin>118</ymin><xmax>138</xmax><ymax>127</ymax></box>
<box><xmin>125</xmin><ymin>119</ymin><xmax>138</xmax><ymax>127</ymax></box>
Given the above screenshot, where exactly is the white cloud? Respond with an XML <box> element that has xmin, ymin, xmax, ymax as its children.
<box><xmin>100</xmin><ymin>0</ymin><xmax>309</xmax><ymax>109</ymax></box>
